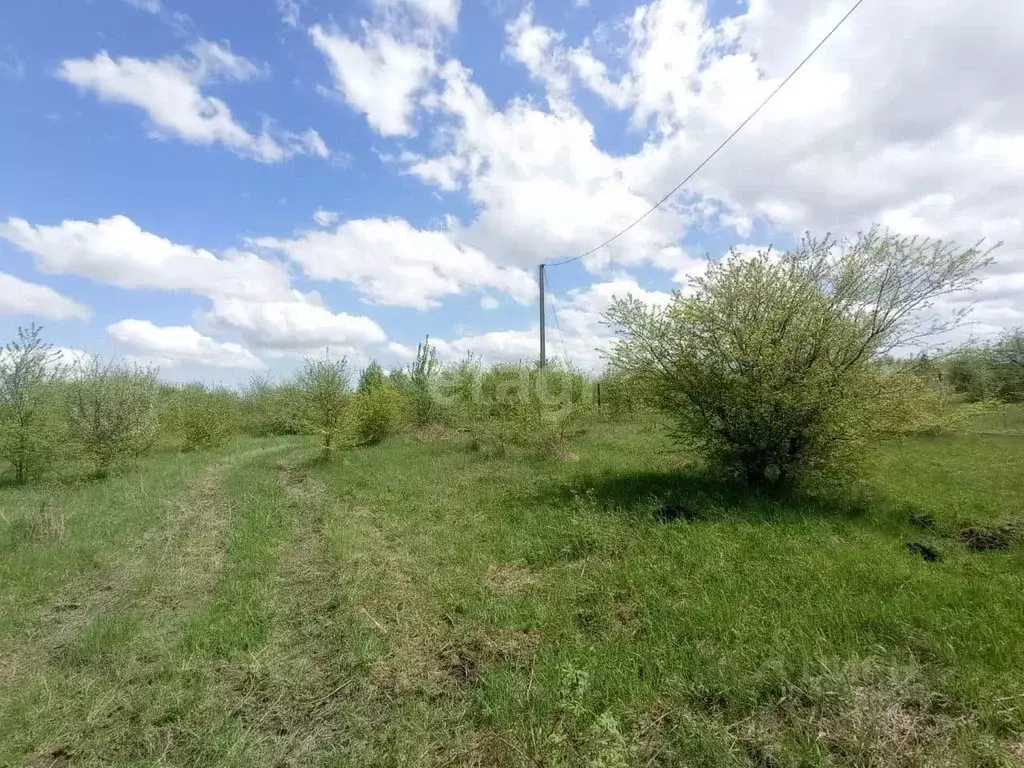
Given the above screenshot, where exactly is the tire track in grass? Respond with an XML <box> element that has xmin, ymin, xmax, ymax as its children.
<box><xmin>0</xmin><ymin>441</ymin><xmax>296</xmax><ymax>764</ymax></box>
<box><xmin>204</xmin><ymin>457</ymin><xmax>361</xmax><ymax>766</ymax></box>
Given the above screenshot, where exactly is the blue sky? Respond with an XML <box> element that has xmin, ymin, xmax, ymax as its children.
<box><xmin>1</xmin><ymin>0</ymin><xmax>1021</xmax><ymax>383</ymax></box>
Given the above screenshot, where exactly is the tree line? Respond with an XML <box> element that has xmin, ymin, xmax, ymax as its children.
<box><xmin>1</xmin><ymin>225</ymin><xmax>1012</xmax><ymax>491</ymax></box>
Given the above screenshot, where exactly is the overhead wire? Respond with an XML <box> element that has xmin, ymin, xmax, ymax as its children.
<box><xmin>544</xmin><ymin>270</ymin><xmax>571</xmax><ymax>365</ymax></box>
<box><xmin>544</xmin><ymin>0</ymin><xmax>867</xmax><ymax>269</ymax></box>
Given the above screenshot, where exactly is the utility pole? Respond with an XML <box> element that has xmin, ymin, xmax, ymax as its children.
<box><xmin>538</xmin><ymin>263</ymin><xmax>546</xmax><ymax>367</ymax></box>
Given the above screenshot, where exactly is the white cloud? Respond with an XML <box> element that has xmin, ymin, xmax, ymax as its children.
<box><xmin>413</xmin><ymin>59</ymin><xmax>686</xmax><ymax>272</ymax></box>
<box><xmin>409</xmin><ymin>276</ymin><xmax>672</xmax><ymax>370</ymax></box>
<box><xmin>108</xmin><ymin>319</ymin><xmax>266</xmax><ymax>370</ymax></box>
<box><xmin>480</xmin><ymin>295</ymin><xmax>499</xmax><ymax>310</ymax></box>
<box><xmin>312</xmin><ymin>209</ymin><xmax>341</xmax><ymax>227</ymax></box>
<box><xmin>390</xmin><ymin>0</ymin><xmax>1024</xmax><ymax>341</ymax></box>
<box><xmin>201</xmin><ymin>293</ymin><xmax>388</xmax><ymax>354</ymax></box>
<box><xmin>0</xmin><ymin>271</ymin><xmax>92</xmax><ymax>321</ymax></box>
<box><xmin>252</xmin><ymin>217</ymin><xmax>536</xmax><ymax>309</ymax></box>
<box><xmin>373</xmin><ymin>0</ymin><xmax>460</xmax><ymax>30</ymax></box>
<box><xmin>311</xmin><ymin>25</ymin><xmax>435</xmax><ymax>137</ymax></box>
<box><xmin>124</xmin><ymin>0</ymin><xmax>161</xmax><ymax>12</ymax></box>
<box><xmin>0</xmin><ymin>215</ymin><xmax>292</xmax><ymax>302</ymax></box>
<box><xmin>276</xmin><ymin>0</ymin><xmax>302</xmax><ymax>27</ymax></box>
<box><xmin>57</xmin><ymin>42</ymin><xmax>329</xmax><ymax>163</ymax></box>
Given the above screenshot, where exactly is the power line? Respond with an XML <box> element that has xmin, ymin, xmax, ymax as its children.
<box><xmin>544</xmin><ymin>270</ymin><xmax>570</xmax><ymax>365</ymax></box>
<box><xmin>545</xmin><ymin>0</ymin><xmax>866</xmax><ymax>269</ymax></box>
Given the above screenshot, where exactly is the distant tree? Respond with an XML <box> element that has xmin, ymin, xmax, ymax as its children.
<box><xmin>0</xmin><ymin>325</ymin><xmax>65</xmax><ymax>483</ymax></box>
<box><xmin>990</xmin><ymin>328</ymin><xmax>1024</xmax><ymax>402</ymax></box>
<box><xmin>355</xmin><ymin>379</ymin><xmax>404</xmax><ymax>445</ymax></box>
<box><xmin>239</xmin><ymin>374</ymin><xmax>303</xmax><ymax>437</ymax></box>
<box><xmin>607</xmin><ymin>228</ymin><xmax>998</xmax><ymax>490</ymax></box>
<box><xmin>357</xmin><ymin>360</ymin><xmax>386</xmax><ymax>394</ymax></box>
<box><xmin>168</xmin><ymin>383</ymin><xmax>240</xmax><ymax>451</ymax></box>
<box><xmin>409</xmin><ymin>336</ymin><xmax>441</xmax><ymax>425</ymax></box>
<box><xmin>296</xmin><ymin>352</ymin><xmax>351</xmax><ymax>459</ymax></box>
<box><xmin>66</xmin><ymin>357</ymin><xmax>159</xmax><ymax>477</ymax></box>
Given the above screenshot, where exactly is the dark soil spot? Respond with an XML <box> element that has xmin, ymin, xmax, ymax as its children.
<box><xmin>906</xmin><ymin>542</ymin><xmax>941</xmax><ymax>562</ymax></box>
<box><xmin>612</xmin><ymin>597</ymin><xmax>646</xmax><ymax>632</ymax></box>
<box><xmin>438</xmin><ymin>640</ymin><xmax>485</xmax><ymax>684</ymax></box>
<box><xmin>657</xmin><ymin>504</ymin><xmax>699</xmax><ymax>522</ymax></box>
<box><xmin>745</xmin><ymin>743</ymin><xmax>778</xmax><ymax>768</ymax></box>
<box><xmin>437</xmin><ymin>629</ymin><xmax>537</xmax><ymax>685</ymax></box>
<box><xmin>909</xmin><ymin>514</ymin><xmax>935</xmax><ymax>530</ymax></box>
<box><xmin>958</xmin><ymin>525</ymin><xmax>1013</xmax><ymax>551</ymax></box>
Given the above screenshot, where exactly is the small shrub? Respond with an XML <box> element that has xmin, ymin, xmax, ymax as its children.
<box><xmin>408</xmin><ymin>336</ymin><xmax>441</xmax><ymax>426</ymax></box>
<box><xmin>0</xmin><ymin>325</ymin><xmax>66</xmax><ymax>484</ymax></box>
<box><xmin>66</xmin><ymin>358</ymin><xmax>158</xmax><ymax>477</ymax></box>
<box><xmin>296</xmin><ymin>352</ymin><xmax>351</xmax><ymax>460</ymax></box>
<box><xmin>239</xmin><ymin>375</ymin><xmax>303</xmax><ymax>437</ymax></box>
<box><xmin>357</xmin><ymin>360</ymin><xmax>387</xmax><ymax>393</ymax></box>
<box><xmin>169</xmin><ymin>384</ymin><xmax>240</xmax><ymax>451</ymax></box>
<box><xmin>465</xmin><ymin>363</ymin><xmax>593</xmax><ymax>459</ymax></box>
<box><xmin>355</xmin><ymin>379</ymin><xmax>404</xmax><ymax>445</ymax></box>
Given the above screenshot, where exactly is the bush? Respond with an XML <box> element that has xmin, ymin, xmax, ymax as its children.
<box><xmin>355</xmin><ymin>378</ymin><xmax>404</xmax><ymax>445</ymax></box>
<box><xmin>357</xmin><ymin>361</ymin><xmax>387</xmax><ymax>394</ymax></box>
<box><xmin>167</xmin><ymin>384</ymin><xmax>240</xmax><ymax>451</ymax></box>
<box><xmin>594</xmin><ymin>369</ymin><xmax>648</xmax><ymax>421</ymax></box>
<box><xmin>460</xmin><ymin>363</ymin><xmax>594</xmax><ymax>458</ymax></box>
<box><xmin>607</xmin><ymin>228</ymin><xmax>997</xmax><ymax>490</ymax></box>
<box><xmin>239</xmin><ymin>375</ymin><xmax>303</xmax><ymax>437</ymax></box>
<box><xmin>66</xmin><ymin>358</ymin><xmax>159</xmax><ymax>477</ymax></box>
<box><xmin>296</xmin><ymin>353</ymin><xmax>351</xmax><ymax>459</ymax></box>
<box><xmin>943</xmin><ymin>330</ymin><xmax>1023</xmax><ymax>404</ymax></box>
<box><xmin>0</xmin><ymin>325</ymin><xmax>66</xmax><ymax>484</ymax></box>
<box><xmin>408</xmin><ymin>336</ymin><xmax>441</xmax><ymax>426</ymax></box>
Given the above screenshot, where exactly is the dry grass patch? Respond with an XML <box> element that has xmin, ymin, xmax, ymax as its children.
<box><xmin>735</xmin><ymin>659</ymin><xmax>972</xmax><ymax>767</ymax></box>
<box><xmin>486</xmin><ymin>563</ymin><xmax>541</xmax><ymax>595</ymax></box>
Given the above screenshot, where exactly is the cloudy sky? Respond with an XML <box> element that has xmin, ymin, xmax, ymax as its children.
<box><xmin>1</xmin><ymin>0</ymin><xmax>1021</xmax><ymax>382</ymax></box>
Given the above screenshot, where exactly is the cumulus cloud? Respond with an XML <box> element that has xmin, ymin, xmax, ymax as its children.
<box><xmin>312</xmin><ymin>209</ymin><xmax>341</xmax><ymax>227</ymax></box>
<box><xmin>57</xmin><ymin>41</ymin><xmax>329</xmax><ymax>163</ymax></box>
<box><xmin>276</xmin><ymin>0</ymin><xmax>303</xmax><ymax>27</ymax></box>
<box><xmin>0</xmin><ymin>271</ymin><xmax>92</xmax><ymax>320</ymax></box>
<box><xmin>124</xmin><ymin>0</ymin><xmax>161</xmax><ymax>12</ymax></box>
<box><xmin>0</xmin><ymin>215</ymin><xmax>293</xmax><ymax>302</ymax></box>
<box><xmin>400</xmin><ymin>276</ymin><xmax>672</xmax><ymax>370</ymax></box>
<box><xmin>311</xmin><ymin>25</ymin><xmax>435</xmax><ymax>137</ymax></box>
<box><xmin>389</xmin><ymin>0</ymin><xmax>1024</xmax><ymax>341</ymax></box>
<box><xmin>409</xmin><ymin>59</ymin><xmax>688</xmax><ymax>273</ymax></box>
<box><xmin>201</xmin><ymin>294</ymin><xmax>388</xmax><ymax>355</ymax></box>
<box><xmin>251</xmin><ymin>217</ymin><xmax>536</xmax><ymax>309</ymax></box>
<box><xmin>108</xmin><ymin>319</ymin><xmax>266</xmax><ymax>369</ymax></box>
<box><xmin>373</xmin><ymin>0</ymin><xmax>460</xmax><ymax>30</ymax></box>
<box><xmin>1</xmin><ymin>214</ymin><xmax>396</xmax><ymax>361</ymax></box>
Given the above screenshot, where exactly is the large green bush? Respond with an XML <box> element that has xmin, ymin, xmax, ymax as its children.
<box><xmin>296</xmin><ymin>353</ymin><xmax>351</xmax><ymax>459</ymax></box>
<box><xmin>354</xmin><ymin>377</ymin><xmax>404</xmax><ymax>445</ymax></box>
<box><xmin>165</xmin><ymin>384</ymin><xmax>241</xmax><ymax>451</ymax></box>
<box><xmin>607</xmin><ymin>228</ymin><xmax>996</xmax><ymax>490</ymax></box>
<box><xmin>66</xmin><ymin>358</ymin><xmax>159</xmax><ymax>477</ymax></box>
<box><xmin>456</xmin><ymin>362</ymin><xmax>593</xmax><ymax>458</ymax></box>
<box><xmin>0</xmin><ymin>325</ymin><xmax>66</xmax><ymax>484</ymax></box>
<box><xmin>239</xmin><ymin>375</ymin><xmax>303</xmax><ymax>437</ymax></box>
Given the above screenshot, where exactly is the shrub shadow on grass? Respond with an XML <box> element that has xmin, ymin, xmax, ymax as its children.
<box><xmin>538</xmin><ymin>468</ymin><xmax>871</xmax><ymax>525</ymax></box>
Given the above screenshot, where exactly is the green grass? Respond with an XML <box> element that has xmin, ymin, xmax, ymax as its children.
<box><xmin>1</xmin><ymin>421</ymin><xmax>1023</xmax><ymax>767</ymax></box>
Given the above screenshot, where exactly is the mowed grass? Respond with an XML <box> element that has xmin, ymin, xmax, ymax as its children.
<box><xmin>1</xmin><ymin>417</ymin><xmax>1023</xmax><ymax>767</ymax></box>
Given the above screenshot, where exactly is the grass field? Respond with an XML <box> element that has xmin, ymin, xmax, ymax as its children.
<box><xmin>1</xmin><ymin>417</ymin><xmax>1023</xmax><ymax>767</ymax></box>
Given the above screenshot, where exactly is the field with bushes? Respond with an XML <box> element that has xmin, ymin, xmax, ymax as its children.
<box><xmin>2</xmin><ymin>233</ymin><xmax>1024</xmax><ymax>766</ymax></box>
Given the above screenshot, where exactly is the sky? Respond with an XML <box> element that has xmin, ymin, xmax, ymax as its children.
<box><xmin>0</xmin><ymin>0</ymin><xmax>1022</xmax><ymax>384</ymax></box>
